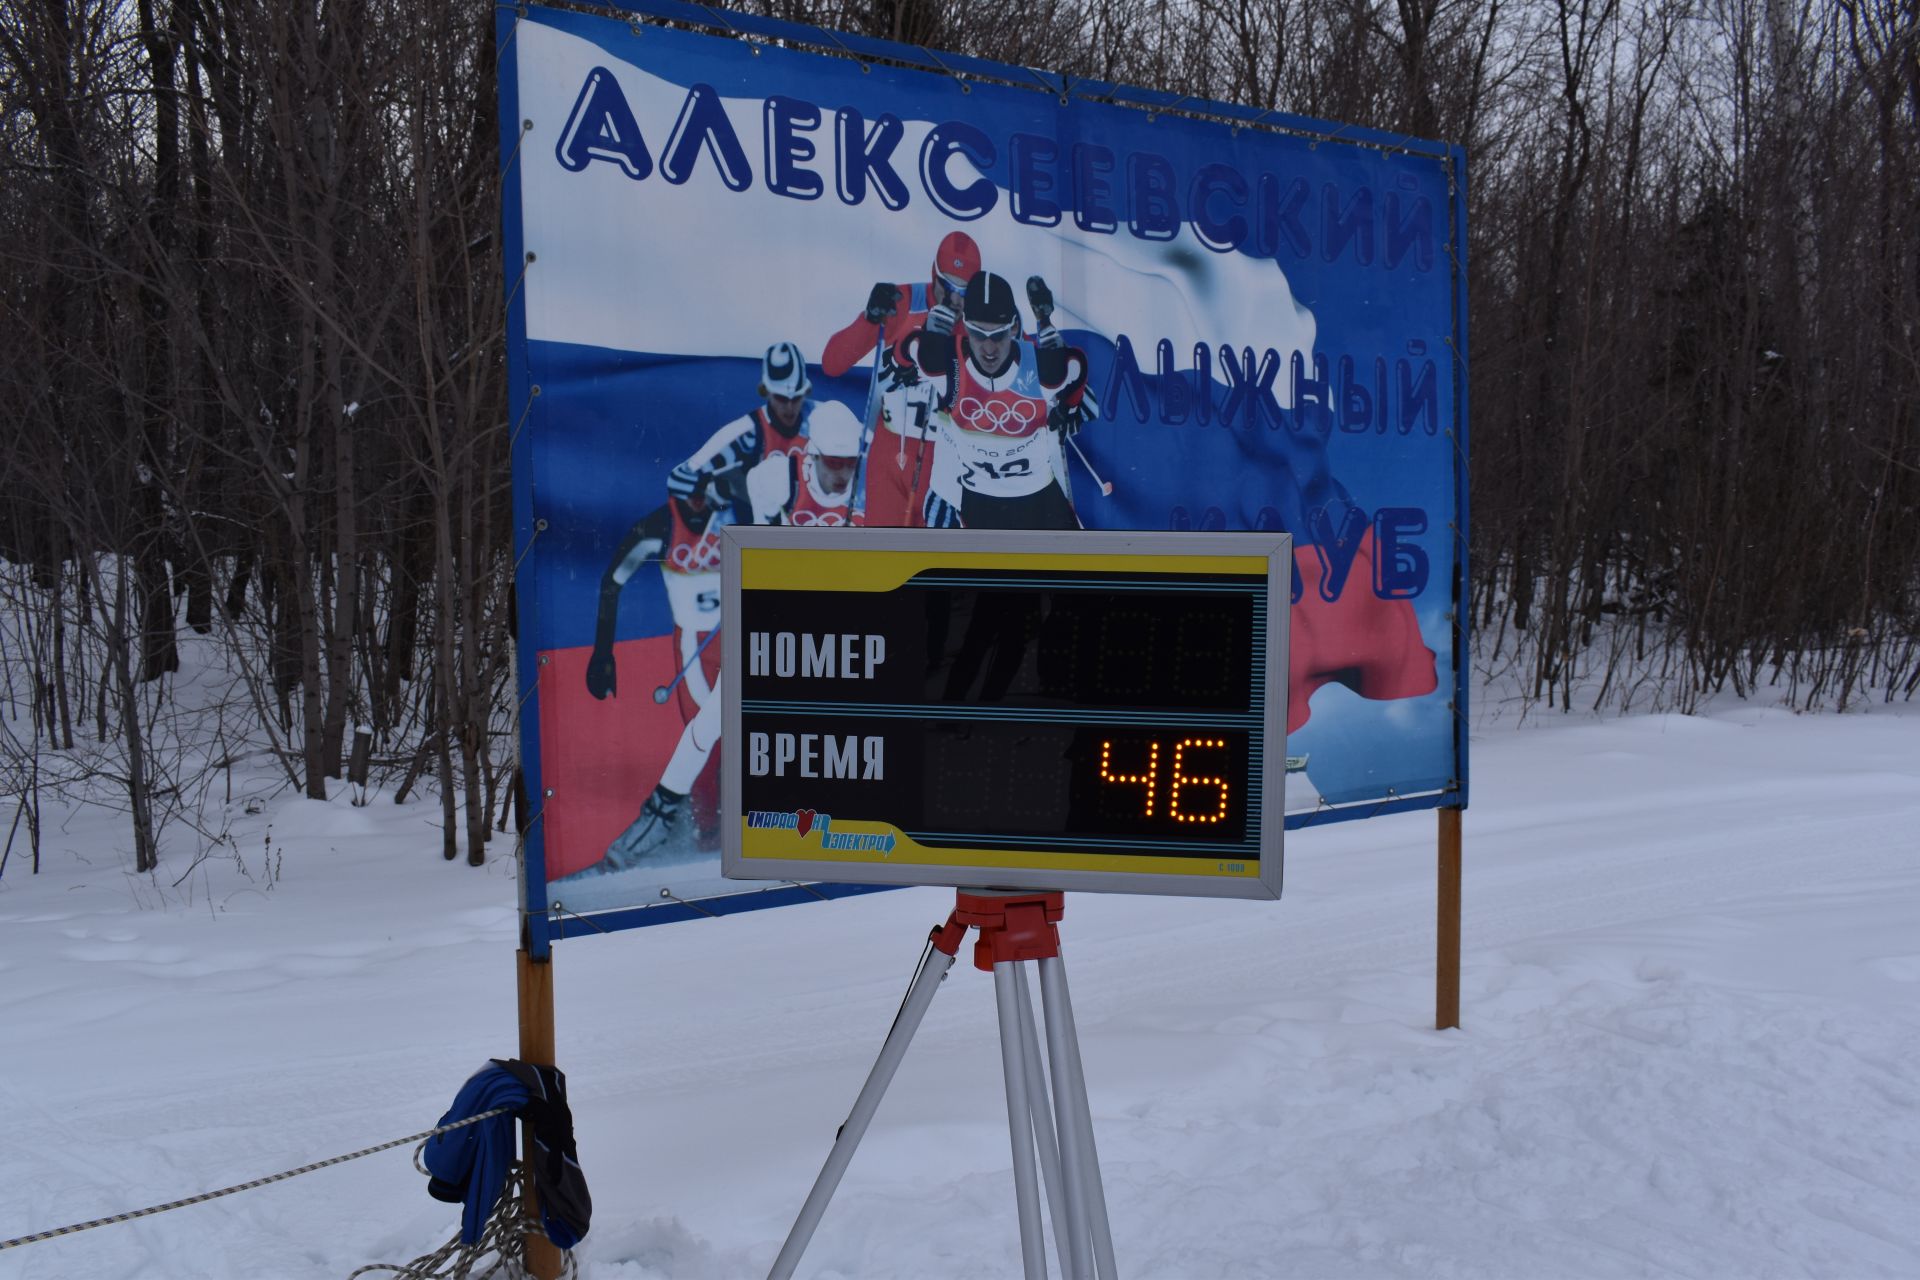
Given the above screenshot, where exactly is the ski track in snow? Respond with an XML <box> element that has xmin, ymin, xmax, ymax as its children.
<box><xmin>1</xmin><ymin>704</ymin><xmax>1917</xmax><ymax>1278</ymax></box>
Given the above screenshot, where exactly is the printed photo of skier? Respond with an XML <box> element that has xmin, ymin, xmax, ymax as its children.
<box><xmin>823</xmin><ymin>231</ymin><xmax>978</xmax><ymax>529</ymax></box>
<box><xmin>550</xmin><ymin>342</ymin><xmax>862</xmax><ymax>885</ymax></box>
<box><xmin>882</xmin><ymin>269</ymin><xmax>1096</xmax><ymax>530</ymax></box>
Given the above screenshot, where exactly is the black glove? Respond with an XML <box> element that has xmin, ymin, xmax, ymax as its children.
<box><xmin>1025</xmin><ymin>276</ymin><xmax>1055</xmax><ymax>329</ymax></box>
<box><xmin>926</xmin><ymin>303</ymin><xmax>956</xmax><ymax>336</ymax></box>
<box><xmin>864</xmin><ymin>282</ymin><xmax>899</xmax><ymax>326</ymax></box>
<box><xmin>1049</xmin><ymin>397</ymin><xmax>1092</xmax><ymax>437</ymax></box>
<box><xmin>585</xmin><ymin>645</ymin><xmax>617</xmax><ymax>700</ymax></box>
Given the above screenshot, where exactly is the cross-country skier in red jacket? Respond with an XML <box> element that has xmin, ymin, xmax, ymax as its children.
<box><xmin>821</xmin><ymin>231</ymin><xmax>980</xmax><ymax>527</ymax></box>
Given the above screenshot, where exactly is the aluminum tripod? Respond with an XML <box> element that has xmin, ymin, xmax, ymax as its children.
<box><xmin>769</xmin><ymin>891</ymin><xmax>1117</xmax><ymax>1280</ymax></box>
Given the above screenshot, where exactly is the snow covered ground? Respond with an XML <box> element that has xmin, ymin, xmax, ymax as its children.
<box><xmin>2</xmin><ymin>694</ymin><xmax>1917</xmax><ymax>1278</ymax></box>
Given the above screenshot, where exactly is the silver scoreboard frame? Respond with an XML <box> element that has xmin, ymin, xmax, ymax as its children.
<box><xmin>721</xmin><ymin>527</ymin><xmax>1290</xmax><ymax>900</ymax></box>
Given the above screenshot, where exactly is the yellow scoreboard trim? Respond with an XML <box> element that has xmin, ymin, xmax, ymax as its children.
<box><xmin>738</xmin><ymin>818</ymin><xmax>1261</xmax><ymax>879</ymax></box>
<box><xmin>741</xmin><ymin>547</ymin><xmax>1268</xmax><ymax>594</ymax></box>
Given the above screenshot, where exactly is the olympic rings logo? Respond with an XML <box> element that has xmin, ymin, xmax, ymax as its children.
<box><xmin>790</xmin><ymin>509</ymin><xmax>847</xmax><ymax>526</ymax></box>
<box><xmin>954</xmin><ymin>395</ymin><xmax>1042</xmax><ymax>435</ymax></box>
<box><xmin>668</xmin><ymin>532</ymin><xmax>722</xmax><ymax>572</ymax></box>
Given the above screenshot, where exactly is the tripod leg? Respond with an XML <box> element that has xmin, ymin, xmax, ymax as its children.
<box><xmin>1037</xmin><ymin>957</ymin><xmax>1094</xmax><ymax>1279</ymax></box>
<box><xmin>994</xmin><ymin>961</ymin><xmax>1050</xmax><ymax>1280</ymax></box>
<box><xmin>1039</xmin><ymin>954</ymin><xmax>1117</xmax><ymax>1280</ymax></box>
<box><xmin>770</xmin><ymin>944</ymin><xmax>957</xmax><ymax>1280</ymax></box>
<box><xmin>1012</xmin><ymin>962</ymin><xmax>1073</xmax><ymax>1278</ymax></box>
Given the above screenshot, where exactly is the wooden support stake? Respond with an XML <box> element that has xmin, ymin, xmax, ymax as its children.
<box><xmin>1436</xmin><ymin>806</ymin><xmax>1462</xmax><ymax>1030</ymax></box>
<box><xmin>517</xmin><ymin>947</ymin><xmax>563</xmax><ymax>1280</ymax></box>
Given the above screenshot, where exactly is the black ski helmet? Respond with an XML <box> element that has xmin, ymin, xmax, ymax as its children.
<box><xmin>963</xmin><ymin>271</ymin><xmax>1020</xmax><ymax>336</ymax></box>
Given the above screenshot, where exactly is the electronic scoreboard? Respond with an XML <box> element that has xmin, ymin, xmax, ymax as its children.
<box><xmin>721</xmin><ymin>529</ymin><xmax>1289</xmax><ymax>898</ymax></box>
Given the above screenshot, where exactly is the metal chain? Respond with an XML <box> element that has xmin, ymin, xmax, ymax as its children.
<box><xmin>0</xmin><ymin>1106</ymin><xmax>513</xmax><ymax>1253</ymax></box>
<box><xmin>350</xmin><ymin>1162</ymin><xmax>579</xmax><ymax>1280</ymax></box>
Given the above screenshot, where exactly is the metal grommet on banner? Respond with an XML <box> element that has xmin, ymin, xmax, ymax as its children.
<box><xmin>659</xmin><ymin>888</ymin><xmax>720</xmax><ymax>918</ymax></box>
<box><xmin>534</xmin><ymin>518</ymin><xmax>549</xmax><ymax>531</ymax></box>
<box><xmin>530</xmin><ymin>385</ymin><xmax>541</xmax><ymax>396</ymax></box>
<box><xmin>547</xmin><ymin>901</ymin><xmax>611</xmax><ymax>935</ymax></box>
<box><xmin>522</xmin><ymin>119</ymin><xmax>532</xmax><ymax>133</ymax></box>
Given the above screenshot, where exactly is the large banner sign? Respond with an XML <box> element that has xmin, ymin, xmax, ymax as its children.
<box><xmin>501</xmin><ymin>1</ymin><xmax>1469</xmax><ymax>945</ymax></box>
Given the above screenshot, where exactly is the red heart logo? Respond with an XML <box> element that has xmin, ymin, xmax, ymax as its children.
<box><xmin>796</xmin><ymin>809</ymin><xmax>815</xmax><ymax>838</ymax></box>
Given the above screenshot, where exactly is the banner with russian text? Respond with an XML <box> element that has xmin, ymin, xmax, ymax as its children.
<box><xmin>501</xmin><ymin>1</ymin><xmax>1468</xmax><ymax>943</ymax></box>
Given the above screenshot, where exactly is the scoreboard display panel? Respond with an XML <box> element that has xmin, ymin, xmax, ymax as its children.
<box><xmin>722</xmin><ymin>529</ymin><xmax>1289</xmax><ymax>898</ymax></box>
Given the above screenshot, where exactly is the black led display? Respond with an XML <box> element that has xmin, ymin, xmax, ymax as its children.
<box><xmin>739</xmin><ymin>568</ymin><xmax>1266</xmax><ymax>860</ymax></box>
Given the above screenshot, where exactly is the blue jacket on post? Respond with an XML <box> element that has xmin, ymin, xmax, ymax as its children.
<box><xmin>422</xmin><ymin>1059</ymin><xmax>591</xmax><ymax>1250</ymax></box>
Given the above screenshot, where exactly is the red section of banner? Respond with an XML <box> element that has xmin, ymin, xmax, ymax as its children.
<box><xmin>1289</xmin><ymin>533</ymin><xmax>1437</xmax><ymax>732</ymax></box>
<box><xmin>536</xmin><ymin>636</ymin><xmax>721</xmax><ymax>879</ymax></box>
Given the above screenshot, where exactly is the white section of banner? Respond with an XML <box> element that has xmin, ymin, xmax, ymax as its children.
<box><xmin>515</xmin><ymin>20</ymin><xmax>1315</xmax><ymax>395</ymax></box>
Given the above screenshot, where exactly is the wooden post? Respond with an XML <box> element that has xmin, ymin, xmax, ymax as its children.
<box><xmin>347</xmin><ymin>727</ymin><xmax>373</xmax><ymax>786</ymax></box>
<box><xmin>517</xmin><ymin>947</ymin><xmax>563</xmax><ymax>1280</ymax></box>
<box><xmin>347</xmin><ymin>728</ymin><xmax>373</xmax><ymax>806</ymax></box>
<box><xmin>1436</xmin><ymin>806</ymin><xmax>1462</xmax><ymax>1030</ymax></box>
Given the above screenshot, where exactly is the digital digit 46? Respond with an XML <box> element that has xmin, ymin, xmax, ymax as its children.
<box><xmin>1098</xmin><ymin>737</ymin><xmax>1230</xmax><ymax>823</ymax></box>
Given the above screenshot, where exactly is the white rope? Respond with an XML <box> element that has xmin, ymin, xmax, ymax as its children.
<box><xmin>0</xmin><ymin>1107</ymin><xmax>514</xmax><ymax>1253</ymax></box>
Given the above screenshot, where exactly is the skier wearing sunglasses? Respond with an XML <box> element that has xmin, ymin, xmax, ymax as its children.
<box><xmin>885</xmin><ymin>269</ymin><xmax>1094</xmax><ymax>530</ymax></box>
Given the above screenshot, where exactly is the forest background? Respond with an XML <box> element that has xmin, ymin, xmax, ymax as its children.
<box><xmin>0</xmin><ymin>0</ymin><xmax>1912</xmax><ymax>877</ymax></box>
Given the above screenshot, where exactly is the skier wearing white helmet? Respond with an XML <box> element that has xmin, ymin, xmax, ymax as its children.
<box><xmin>666</xmin><ymin>339</ymin><xmax>820</xmax><ymax>526</ymax></box>
<box><xmin>588</xmin><ymin>341</ymin><xmax>824</xmax><ymax>871</ymax></box>
<box><xmin>746</xmin><ymin>398</ymin><xmax>867</xmax><ymax>527</ymax></box>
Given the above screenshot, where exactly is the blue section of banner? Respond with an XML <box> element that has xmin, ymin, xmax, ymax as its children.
<box><xmin>503</xmin><ymin>1</ymin><xmax>1467</xmax><ymax>932</ymax></box>
<box><xmin>1451</xmin><ymin>146</ymin><xmax>1473</xmax><ymax>812</ymax></box>
<box><xmin>498</xmin><ymin>7</ymin><xmax>550</xmax><ymax>956</ymax></box>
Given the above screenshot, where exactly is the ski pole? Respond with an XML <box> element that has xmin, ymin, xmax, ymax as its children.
<box><xmin>654</xmin><ymin>627</ymin><xmax>721</xmax><ymax>704</ymax></box>
<box><xmin>1066</xmin><ymin>436</ymin><xmax>1114</xmax><ymax>497</ymax></box>
<box><xmin>849</xmin><ymin>329</ymin><xmax>887</xmax><ymax>521</ymax></box>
